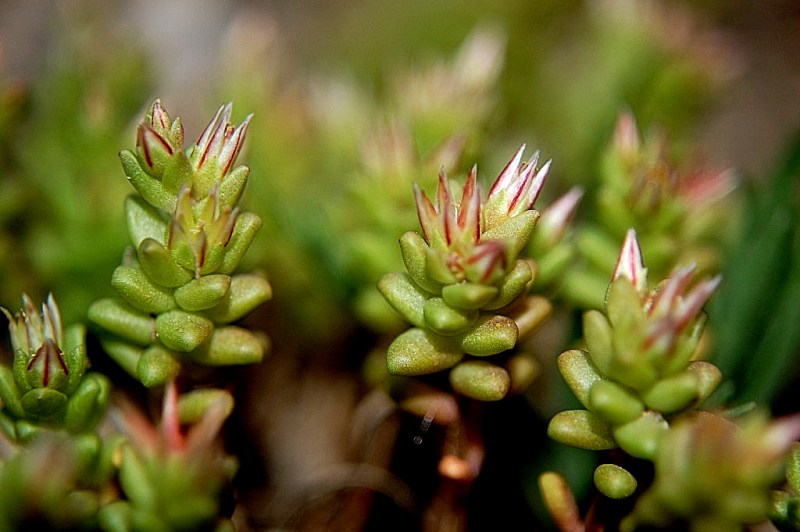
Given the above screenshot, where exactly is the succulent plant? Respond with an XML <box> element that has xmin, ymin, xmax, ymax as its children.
<box><xmin>548</xmin><ymin>229</ymin><xmax>723</xmax><ymax>497</ymax></box>
<box><xmin>0</xmin><ymin>294</ymin><xmax>109</xmax><ymax>441</ymax></box>
<box><xmin>87</xmin><ymin>101</ymin><xmax>271</xmax><ymax>388</ymax></box>
<box><xmin>379</xmin><ymin>145</ymin><xmax>554</xmax><ymax>401</ymax></box>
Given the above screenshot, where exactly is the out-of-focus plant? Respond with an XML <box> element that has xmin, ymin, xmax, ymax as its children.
<box><xmin>0</xmin><ymin>294</ymin><xmax>116</xmax><ymax>529</ymax></box>
<box><xmin>708</xmin><ymin>134</ymin><xmax>800</xmax><ymax>407</ymax></box>
<box><xmin>622</xmin><ymin>411</ymin><xmax>800</xmax><ymax>531</ymax></box>
<box><xmin>0</xmin><ymin>294</ymin><xmax>109</xmax><ymax>441</ymax></box>
<box><xmin>0</xmin><ymin>11</ymin><xmax>153</xmax><ymax>322</ymax></box>
<box><xmin>0</xmin><ymin>432</ymin><xmax>106</xmax><ymax>530</ymax></box>
<box><xmin>561</xmin><ymin>112</ymin><xmax>738</xmax><ymax>309</ymax></box>
<box><xmin>515</xmin><ymin>0</ymin><xmax>741</xmax><ymax>186</ymax></box>
<box><xmin>98</xmin><ymin>381</ymin><xmax>237</xmax><ymax>532</ymax></box>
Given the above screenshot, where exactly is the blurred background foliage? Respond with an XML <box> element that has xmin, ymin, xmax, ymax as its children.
<box><xmin>0</xmin><ymin>0</ymin><xmax>799</xmax><ymax>529</ymax></box>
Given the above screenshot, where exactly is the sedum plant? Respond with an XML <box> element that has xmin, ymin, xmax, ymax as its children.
<box><xmin>98</xmin><ymin>381</ymin><xmax>237</xmax><ymax>532</ymax></box>
<box><xmin>0</xmin><ymin>294</ymin><xmax>109</xmax><ymax>441</ymax></box>
<box><xmin>379</xmin><ymin>145</ymin><xmax>554</xmax><ymax>401</ymax></box>
<box><xmin>87</xmin><ymin>100</ymin><xmax>271</xmax><ymax>388</ymax></box>
<box><xmin>548</xmin><ymin>229</ymin><xmax>722</xmax><ymax>493</ymax></box>
<box><xmin>542</xmin><ymin>228</ymin><xmax>800</xmax><ymax>530</ymax></box>
<box><xmin>0</xmin><ymin>294</ymin><xmax>116</xmax><ymax>529</ymax></box>
<box><xmin>562</xmin><ymin>112</ymin><xmax>737</xmax><ymax>309</ymax></box>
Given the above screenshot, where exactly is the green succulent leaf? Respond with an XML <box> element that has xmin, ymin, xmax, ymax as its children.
<box><xmin>378</xmin><ymin>273</ymin><xmax>428</xmax><ymax>328</ymax></box>
<box><xmin>219</xmin><ymin>166</ymin><xmax>250</xmax><ymax>209</ymax></box>
<box><xmin>119</xmin><ymin>446</ymin><xmax>157</xmax><ymax>509</ymax></box>
<box><xmin>423</xmin><ymin>297</ymin><xmax>477</xmax><ymax>335</ymax></box>
<box><xmin>386</xmin><ymin>327</ymin><xmax>463</xmax><ymax>376</ymax></box>
<box><xmin>100</xmin><ymin>339</ymin><xmax>143</xmax><ymax>380</ymax></box>
<box><xmin>557</xmin><ymin>349</ymin><xmax>604</xmax><ymax>408</ymax></box>
<box><xmin>613</xmin><ymin>412</ymin><xmax>668</xmax><ymax>460</ymax></box>
<box><xmin>64</xmin><ymin>373</ymin><xmax>110</xmax><ymax>431</ymax></box>
<box><xmin>686</xmin><ymin>361</ymin><xmax>722</xmax><ymax>405</ymax></box>
<box><xmin>424</xmin><ymin>247</ymin><xmax>458</xmax><ymax>285</ymax></box>
<box><xmin>399</xmin><ymin>231</ymin><xmax>442</xmax><ymax>294</ymax></box>
<box><xmin>481</xmin><ymin>210</ymin><xmax>539</xmax><ymax>260</ymax></box>
<box><xmin>120</xmin><ymin>150</ymin><xmax>176</xmax><ymax>213</ymax></box>
<box><xmin>160</xmin><ymin>150</ymin><xmax>193</xmax><ymax>193</ymax></box>
<box><xmin>21</xmin><ymin>388</ymin><xmax>68</xmax><ymax>420</ymax></box>
<box><xmin>191</xmin><ymin>326</ymin><xmax>265</xmax><ymax>366</ymax></box>
<box><xmin>0</xmin><ymin>366</ymin><xmax>25</xmax><ymax>418</ymax></box>
<box><xmin>112</xmin><ymin>264</ymin><xmax>177</xmax><ymax>313</ymax></box>
<box><xmin>62</xmin><ymin>324</ymin><xmax>88</xmax><ymax>394</ymax></box>
<box><xmin>174</xmin><ymin>275</ymin><xmax>231</xmax><ymax>311</ymax></box>
<box><xmin>594</xmin><ymin>464</ymin><xmax>638</xmax><ymax>499</ymax></box>
<box><xmin>138</xmin><ymin>345</ymin><xmax>181</xmax><ymax>388</ymax></box>
<box><xmin>217</xmin><ymin>212</ymin><xmax>262</xmax><ymax>275</ymax></box>
<box><xmin>88</xmin><ymin>299</ymin><xmax>155</xmax><ymax>347</ymax></box>
<box><xmin>606</xmin><ymin>278</ymin><xmax>645</xmax><ymax>329</ymax></box>
<box><xmin>548</xmin><ymin>409</ymin><xmax>617</xmax><ymax>450</ymax></box>
<box><xmin>589</xmin><ymin>379</ymin><xmax>645</xmax><ymax>425</ymax></box>
<box><xmin>155</xmin><ymin>310</ymin><xmax>214</xmax><ymax>352</ymax></box>
<box><xmin>126</xmin><ymin>195</ymin><xmax>168</xmax><ymax>248</ymax></box>
<box><xmin>137</xmin><ymin>237</ymin><xmax>193</xmax><ymax>288</ymax></box>
<box><xmin>441</xmin><ymin>282</ymin><xmax>499</xmax><ymax>310</ymax></box>
<box><xmin>641</xmin><ymin>371</ymin><xmax>699</xmax><ymax>414</ymax></box>
<box><xmin>583</xmin><ymin>310</ymin><xmax>614</xmax><ymax>375</ymax></box>
<box><xmin>483</xmin><ymin>259</ymin><xmax>533</xmax><ymax>310</ymax></box>
<box><xmin>204</xmin><ymin>273</ymin><xmax>271</xmax><ymax>324</ymax></box>
<box><xmin>449</xmin><ymin>360</ymin><xmax>510</xmax><ymax>401</ymax></box>
<box><xmin>459</xmin><ymin>314</ymin><xmax>518</xmax><ymax>356</ymax></box>
<box><xmin>178</xmin><ymin>389</ymin><xmax>234</xmax><ymax>424</ymax></box>
<box><xmin>507</xmin><ymin>295</ymin><xmax>552</xmax><ymax>340</ymax></box>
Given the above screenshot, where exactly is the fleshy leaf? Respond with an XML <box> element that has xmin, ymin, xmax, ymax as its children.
<box><xmin>459</xmin><ymin>314</ymin><xmax>518</xmax><ymax>356</ymax></box>
<box><xmin>423</xmin><ymin>297</ymin><xmax>478</xmax><ymax>336</ymax></box>
<box><xmin>548</xmin><ymin>410</ymin><xmax>617</xmax><ymax>450</ymax></box>
<box><xmin>449</xmin><ymin>360</ymin><xmax>510</xmax><ymax>401</ymax></box>
<box><xmin>441</xmin><ymin>282</ymin><xmax>498</xmax><ymax>310</ymax></box>
<box><xmin>386</xmin><ymin>328</ymin><xmax>463</xmax><ymax>376</ymax></box>
<box><xmin>589</xmin><ymin>380</ymin><xmax>645</xmax><ymax>425</ymax></box>
<box><xmin>594</xmin><ymin>464</ymin><xmax>637</xmax><ymax>500</ymax></box>
<box><xmin>378</xmin><ymin>273</ymin><xmax>428</xmax><ymax>328</ymax></box>
<box><xmin>613</xmin><ymin>412</ymin><xmax>668</xmax><ymax>460</ymax></box>
<box><xmin>155</xmin><ymin>310</ymin><xmax>214</xmax><ymax>352</ymax></box>
<box><xmin>557</xmin><ymin>350</ymin><xmax>604</xmax><ymax>409</ymax></box>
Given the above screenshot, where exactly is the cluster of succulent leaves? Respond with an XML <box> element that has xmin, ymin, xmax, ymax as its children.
<box><xmin>87</xmin><ymin>100</ymin><xmax>271</xmax><ymax>388</ymax></box>
<box><xmin>0</xmin><ymin>294</ymin><xmax>109</xmax><ymax>441</ymax></box>
<box><xmin>560</xmin><ymin>112</ymin><xmax>737</xmax><ymax>309</ymax></box>
<box><xmin>0</xmin><ymin>294</ymin><xmax>118</xmax><ymax>529</ymax></box>
<box><xmin>97</xmin><ymin>382</ymin><xmax>237</xmax><ymax>532</ymax></box>
<box><xmin>544</xmin><ymin>229</ymin><xmax>800</xmax><ymax>530</ymax></box>
<box><xmin>0</xmin><ymin>101</ymin><xmax>270</xmax><ymax>530</ymax></box>
<box><xmin>379</xmin><ymin>146</ymin><xmax>554</xmax><ymax>401</ymax></box>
